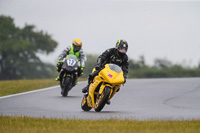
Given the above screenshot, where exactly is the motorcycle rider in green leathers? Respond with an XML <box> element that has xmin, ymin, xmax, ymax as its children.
<box><xmin>56</xmin><ymin>39</ymin><xmax>87</xmax><ymax>85</ymax></box>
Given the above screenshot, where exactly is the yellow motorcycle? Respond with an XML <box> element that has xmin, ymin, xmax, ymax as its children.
<box><xmin>81</xmin><ymin>63</ymin><xmax>125</xmax><ymax>112</ymax></box>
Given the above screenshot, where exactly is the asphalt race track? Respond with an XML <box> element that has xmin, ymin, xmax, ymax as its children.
<box><xmin>0</xmin><ymin>78</ymin><xmax>200</xmax><ymax>120</ymax></box>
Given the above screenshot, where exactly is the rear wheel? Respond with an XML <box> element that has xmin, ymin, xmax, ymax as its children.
<box><xmin>61</xmin><ymin>76</ymin><xmax>71</xmax><ymax>97</ymax></box>
<box><xmin>81</xmin><ymin>95</ymin><xmax>92</xmax><ymax>111</ymax></box>
<box><xmin>94</xmin><ymin>86</ymin><xmax>111</xmax><ymax>112</ymax></box>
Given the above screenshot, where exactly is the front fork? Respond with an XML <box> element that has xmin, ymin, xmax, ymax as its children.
<box><xmin>71</xmin><ymin>72</ymin><xmax>78</xmax><ymax>86</ymax></box>
<box><xmin>60</xmin><ymin>70</ymin><xmax>78</xmax><ymax>86</ymax></box>
<box><xmin>98</xmin><ymin>84</ymin><xmax>121</xmax><ymax>100</ymax></box>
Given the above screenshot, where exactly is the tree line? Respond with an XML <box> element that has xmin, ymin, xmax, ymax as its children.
<box><xmin>83</xmin><ymin>55</ymin><xmax>200</xmax><ymax>78</ymax></box>
<box><xmin>0</xmin><ymin>15</ymin><xmax>57</xmax><ymax>80</ymax></box>
<box><xmin>0</xmin><ymin>15</ymin><xmax>199</xmax><ymax>80</ymax></box>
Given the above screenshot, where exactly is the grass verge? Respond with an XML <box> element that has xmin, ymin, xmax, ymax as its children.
<box><xmin>0</xmin><ymin>78</ymin><xmax>87</xmax><ymax>97</ymax></box>
<box><xmin>0</xmin><ymin>116</ymin><xmax>200</xmax><ymax>133</ymax></box>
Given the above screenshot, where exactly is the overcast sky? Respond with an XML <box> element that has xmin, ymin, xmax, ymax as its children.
<box><xmin>0</xmin><ymin>0</ymin><xmax>200</xmax><ymax>67</ymax></box>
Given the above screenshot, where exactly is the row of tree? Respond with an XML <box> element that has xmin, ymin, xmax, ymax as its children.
<box><xmin>0</xmin><ymin>15</ymin><xmax>57</xmax><ymax>80</ymax></box>
<box><xmin>83</xmin><ymin>55</ymin><xmax>200</xmax><ymax>78</ymax></box>
<box><xmin>0</xmin><ymin>15</ymin><xmax>199</xmax><ymax>80</ymax></box>
<box><xmin>128</xmin><ymin>56</ymin><xmax>200</xmax><ymax>78</ymax></box>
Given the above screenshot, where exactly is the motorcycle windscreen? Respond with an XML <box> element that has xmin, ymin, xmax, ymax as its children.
<box><xmin>66</xmin><ymin>54</ymin><xmax>79</xmax><ymax>62</ymax></box>
<box><xmin>99</xmin><ymin>64</ymin><xmax>124</xmax><ymax>84</ymax></box>
<box><xmin>64</xmin><ymin>54</ymin><xmax>78</xmax><ymax>72</ymax></box>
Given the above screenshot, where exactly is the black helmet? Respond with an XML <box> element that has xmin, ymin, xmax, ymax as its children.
<box><xmin>115</xmin><ymin>40</ymin><xmax>128</xmax><ymax>54</ymax></box>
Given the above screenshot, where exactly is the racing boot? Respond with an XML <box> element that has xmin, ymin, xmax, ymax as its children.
<box><xmin>82</xmin><ymin>84</ymin><xmax>89</xmax><ymax>93</ymax></box>
<box><xmin>82</xmin><ymin>73</ymin><xmax>94</xmax><ymax>93</ymax></box>
<box><xmin>106</xmin><ymin>99</ymin><xmax>111</xmax><ymax>105</ymax></box>
<box><xmin>116</xmin><ymin>88</ymin><xmax>120</xmax><ymax>92</ymax></box>
<box><xmin>55</xmin><ymin>76</ymin><xmax>60</xmax><ymax>81</ymax></box>
<box><xmin>72</xmin><ymin>79</ymin><xmax>78</xmax><ymax>87</ymax></box>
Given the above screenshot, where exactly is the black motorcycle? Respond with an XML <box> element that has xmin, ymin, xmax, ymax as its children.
<box><xmin>59</xmin><ymin>54</ymin><xmax>79</xmax><ymax>97</ymax></box>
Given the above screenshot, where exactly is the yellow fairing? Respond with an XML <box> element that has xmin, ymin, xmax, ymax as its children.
<box><xmin>87</xmin><ymin>75</ymin><xmax>103</xmax><ymax>107</ymax></box>
<box><xmin>99</xmin><ymin>64</ymin><xmax>124</xmax><ymax>84</ymax></box>
<box><xmin>87</xmin><ymin>64</ymin><xmax>124</xmax><ymax>108</ymax></box>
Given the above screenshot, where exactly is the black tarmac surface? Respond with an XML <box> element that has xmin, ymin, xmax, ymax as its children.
<box><xmin>0</xmin><ymin>78</ymin><xmax>200</xmax><ymax>120</ymax></box>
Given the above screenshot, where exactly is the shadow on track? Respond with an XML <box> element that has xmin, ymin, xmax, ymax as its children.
<box><xmin>81</xmin><ymin>111</ymin><xmax>123</xmax><ymax>114</ymax></box>
<box><xmin>53</xmin><ymin>96</ymin><xmax>82</xmax><ymax>99</ymax></box>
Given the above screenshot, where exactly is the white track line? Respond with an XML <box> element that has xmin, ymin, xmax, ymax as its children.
<box><xmin>0</xmin><ymin>85</ymin><xmax>59</xmax><ymax>100</ymax></box>
<box><xmin>0</xmin><ymin>81</ymin><xmax>86</xmax><ymax>100</ymax></box>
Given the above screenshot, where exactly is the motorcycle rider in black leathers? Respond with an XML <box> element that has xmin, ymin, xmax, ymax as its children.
<box><xmin>82</xmin><ymin>39</ymin><xmax>129</xmax><ymax>95</ymax></box>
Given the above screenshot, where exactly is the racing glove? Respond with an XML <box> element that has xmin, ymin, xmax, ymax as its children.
<box><xmin>80</xmin><ymin>66</ymin><xmax>84</xmax><ymax>75</ymax></box>
<box><xmin>124</xmin><ymin>78</ymin><xmax>126</xmax><ymax>84</ymax></box>
<box><xmin>57</xmin><ymin>60</ymin><xmax>63</xmax><ymax>66</ymax></box>
<box><xmin>56</xmin><ymin>60</ymin><xmax>63</xmax><ymax>72</ymax></box>
<box><xmin>95</xmin><ymin>63</ymin><xmax>102</xmax><ymax>70</ymax></box>
<box><xmin>123</xmin><ymin>74</ymin><xmax>127</xmax><ymax>84</ymax></box>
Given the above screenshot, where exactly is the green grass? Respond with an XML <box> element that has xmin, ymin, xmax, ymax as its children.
<box><xmin>0</xmin><ymin>79</ymin><xmax>58</xmax><ymax>97</ymax></box>
<box><xmin>0</xmin><ymin>78</ymin><xmax>87</xmax><ymax>97</ymax></box>
<box><xmin>0</xmin><ymin>116</ymin><xmax>200</xmax><ymax>133</ymax></box>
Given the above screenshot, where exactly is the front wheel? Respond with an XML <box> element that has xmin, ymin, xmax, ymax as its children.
<box><xmin>94</xmin><ymin>86</ymin><xmax>111</xmax><ymax>112</ymax></box>
<box><xmin>61</xmin><ymin>76</ymin><xmax>71</xmax><ymax>97</ymax></box>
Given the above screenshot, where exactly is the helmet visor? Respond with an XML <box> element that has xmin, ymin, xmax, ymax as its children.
<box><xmin>74</xmin><ymin>45</ymin><xmax>81</xmax><ymax>51</ymax></box>
<box><xmin>118</xmin><ymin>47</ymin><xmax>127</xmax><ymax>54</ymax></box>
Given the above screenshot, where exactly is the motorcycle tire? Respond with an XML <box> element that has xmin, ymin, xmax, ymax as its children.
<box><xmin>61</xmin><ymin>76</ymin><xmax>71</xmax><ymax>97</ymax></box>
<box><xmin>81</xmin><ymin>95</ymin><xmax>92</xmax><ymax>111</ymax></box>
<box><xmin>94</xmin><ymin>86</ymin><xmax>111</xmax><ymax>112</ymax></box>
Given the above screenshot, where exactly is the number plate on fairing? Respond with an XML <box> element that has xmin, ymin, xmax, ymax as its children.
<box><xmin>67</xmin><ymin>59</ymin><xmax>76</xmax><ymax>66</ymax></box>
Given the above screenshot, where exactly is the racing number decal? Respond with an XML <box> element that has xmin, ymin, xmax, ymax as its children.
<box><xmin>67</xmin><ymin>59</ymin><xmax>76</xmax><ymax>66</ymax></box>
